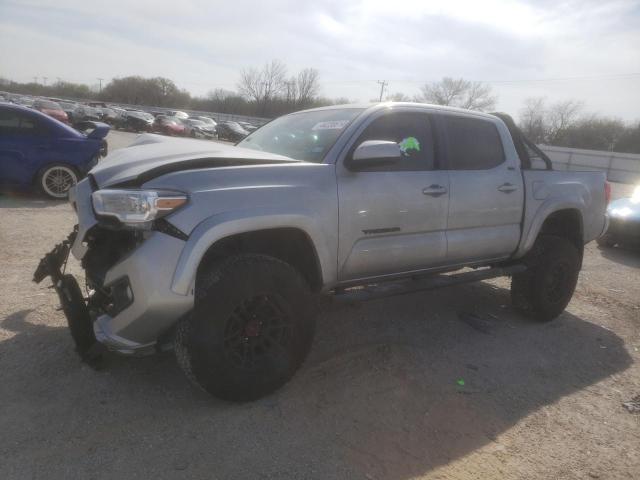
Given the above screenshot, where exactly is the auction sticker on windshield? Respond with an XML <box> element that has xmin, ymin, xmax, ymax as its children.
<box><xmin>312</xmin><ymin>120</ymin><xmax>349</xmax><ymax>130</ymax></box>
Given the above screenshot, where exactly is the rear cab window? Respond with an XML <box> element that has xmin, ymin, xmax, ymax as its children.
<box><xmin>441</xmin><ymin>115</ymin><xmax>505</xmax><ymax>170</ymax></box>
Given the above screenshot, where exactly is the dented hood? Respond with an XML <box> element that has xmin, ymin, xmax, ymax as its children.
<box><xmin>90</xmin><ymin>134</ymin><xmax>299</xmax><ymax>188</ymax></box>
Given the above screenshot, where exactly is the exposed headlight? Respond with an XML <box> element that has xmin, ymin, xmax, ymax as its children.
<box><xmin>92</xmin><ymin>189</ymin><xmax>187</xmax><ymax>227</ymax></box>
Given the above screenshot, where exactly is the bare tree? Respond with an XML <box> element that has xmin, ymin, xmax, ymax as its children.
<box><xmin>546</xmin><ymin>100</ymin><xmax>583</xmax><ymax>144</ymax></box>
<box><xmin>519</xmin><ymin>97</ymin><xmax>547</xmax><ymax>143</ymax></box>
<box><xmin>296</xmin><ymin>68</ymin><xmax>319</xmax><ymax>107</ymax></box>
<box><xmin>207</xmin><ymin>88</ymin><xmax>236</xmax><ymax>102</ymax></box>
<box><xmin>386</xmin><ymin>92</ymin><xmax>411</xmax><ymax>102</ymax></box>
<box><xmin>518</xmin><ymin>98</ymin><xmax>584</xmax><ymax>146</ymax></box>
<box><xmin>419</xmin><ymin>77</ymin><xmax>496</xmax><ymax>111</ymax></box>
<box><xmin>284</xmin><ymin>77</ymin><xmax>298</xmax><ymax>105</ymax></box>
<box><xmin>261</xmin><ymin>59</ymin><xmax>287</xmax><ymax>105</ymax></box>
<box><xmin>237</xmin><ymin>59</ymin><xmax>287</xmax><ymax>114</ymax></box>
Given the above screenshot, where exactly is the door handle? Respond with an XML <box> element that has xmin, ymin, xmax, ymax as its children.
<box><xmin>497</xmin><ymin>183</ymin><xmax>518</xmax><ymax>193</ymax></box>
<box><xmin>422</xmin><ymin>184</ymin><xmax>447</xmax><ymax>197</ymax></box>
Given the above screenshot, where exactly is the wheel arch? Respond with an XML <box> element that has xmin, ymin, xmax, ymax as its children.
<box><xmin>196</xmin><ymin>227</ymin><xmax>324</xmax><ymax>292</ymax></box>
<box><xmin>171</xmin><ymin>214</ymin><xmax>332</xmax><ymax>296</ymax></box>
<box><xmin>518</xmin><ymin>206</ymin><xmax>585</xmax><ymax>259</ymax></box>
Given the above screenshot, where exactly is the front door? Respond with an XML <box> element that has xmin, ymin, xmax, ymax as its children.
<box><xmin>337</xmin><ymin>109</ymin><xmax>449</xmax><ymax>282</ymax></box>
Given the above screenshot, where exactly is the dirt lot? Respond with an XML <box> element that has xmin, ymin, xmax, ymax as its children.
<box><xmin>1</xmin><ymin>131</ymin><xmax>639</xmax><ymax>479</ymax></box>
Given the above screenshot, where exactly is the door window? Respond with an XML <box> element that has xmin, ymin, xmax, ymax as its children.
<box><xmin>349</xmin><ymin>112</ymin><xmax>436</xmax><ymax>171</ymax></box>
<box><xmin>442</xmin><ymin>116</ymin><xmax>504</xmax><ymax>170</ymax></box>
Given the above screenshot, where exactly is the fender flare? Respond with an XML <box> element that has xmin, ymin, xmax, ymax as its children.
<box><xmin>170</xmin><ymin>211</ymin><xmax>334</xmax><ymax>295</ymax></box>
<box><xmin>516</xmin><ymin>199</ymin><xmax>585</xmax><ymax>258</ymax></box>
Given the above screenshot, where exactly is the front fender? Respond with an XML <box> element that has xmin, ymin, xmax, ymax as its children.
<box><xmin>170</xmin><ymin>210</ymin><xmax>335</xmax><ymax>295</ymax></box>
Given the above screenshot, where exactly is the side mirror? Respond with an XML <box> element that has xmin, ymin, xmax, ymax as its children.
<box><xmin>349</xmin><ymin>140</ymin><xmax>401</xmax><ymax>170</ymax></box>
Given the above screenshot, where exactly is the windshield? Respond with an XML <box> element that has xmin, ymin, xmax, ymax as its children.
<box><xmin>238</xmin><ymin>108</ymin><xmax>364</xmax><ymax>162</ymax></box>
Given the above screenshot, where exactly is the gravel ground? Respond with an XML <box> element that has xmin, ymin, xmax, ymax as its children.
<box><xmin>1</xmin><ymin>131</ymin><xmax>639</xmax><ymax>479</ymax></box>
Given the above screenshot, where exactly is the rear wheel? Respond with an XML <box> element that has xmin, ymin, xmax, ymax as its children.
<box><xmin>37</xmin><ymin>164</ymin><xmax>78</xmax><ymax>199</ymax></box>
<box><xmin>175</xmin><ymin>254</ymin><xmax>316</xmax><ymax>401</ymax></box>
<box><xmin>511</xmin><ymin>235</ymin><xmax>581</xmax><ymax>322</ymax></box>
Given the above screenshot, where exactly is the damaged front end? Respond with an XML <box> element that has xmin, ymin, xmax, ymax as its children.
<box><xmin>34</xmin><ymin>177</ymin><xmax>194</xmax><ymax>362</ymax></box>
<box><xmin>33</xmin><ymin>227</ymin><xmax>105</xmax><ymax>364</ymax></box>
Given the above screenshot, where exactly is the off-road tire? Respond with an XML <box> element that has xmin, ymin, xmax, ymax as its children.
<box><xmin>175</xmin><ymin>254</ymin><xmax>316</xmax><ymax>401</ymax></box>
<box><xmin>511</xmin><ymin>235</ymin><xmax>580</xmax><ymax>322</ymax></box>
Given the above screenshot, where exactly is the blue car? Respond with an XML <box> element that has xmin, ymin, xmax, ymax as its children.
<box><xmin>0</xmin><ymin>103</ymin><xmax>110</xmax><ymax>199</ymax></box>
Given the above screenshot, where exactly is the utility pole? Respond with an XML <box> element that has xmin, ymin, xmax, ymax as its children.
<box><xmin>42</xmin><ymin>77</ymin><xmax>48</xmax><ymax>86</ymax></box>
<box><xmin>33</xmin><ymin>77</ymin><xmax>38</xmax><ymax>84</ymax></box>
<box><xmin>97</xmin><ymin>78</ymin><xmax>104</xmax><ymax>93</ymax></box>
<box><xmin>377</xmin><ymin>80</ymin><xmax>388</xmax><ymax>102</ymax></box>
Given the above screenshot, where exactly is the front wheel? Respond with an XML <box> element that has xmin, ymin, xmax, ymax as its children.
<box><xmin>37</xmin><ymin>164</ymin><xmax>78</xmax><ymax>199</ymax></box>
<box><xmin>175</xmin><ymin>254</ymin><xmax>316</xmax><ymax>402</ymax></box>
<box><xmin>511</xmin><ymin>235</ymin><xmax>581</xmax><ymax>322</ymax></box>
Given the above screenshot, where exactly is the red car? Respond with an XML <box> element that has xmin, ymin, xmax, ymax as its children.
<box><xmin>33</xmin><ymin>99</ymin><xmax>69</xmax><ymax>124</ymax></box>
<box><xmin>152</xmin><ymin>115</ymin><xmax>186</xmax><ymax>136</ymax></box>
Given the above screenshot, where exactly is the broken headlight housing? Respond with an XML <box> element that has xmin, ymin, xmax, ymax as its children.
<box><xmin>91</xmin><ymin>189</ymin><xmax>187</xmax><ymax>228</ymax></box>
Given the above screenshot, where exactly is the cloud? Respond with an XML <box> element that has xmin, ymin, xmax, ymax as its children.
<box><xmin>0</xmin><ymin>0</ymin><xmax>638</xmax><ymax>119</ymax></box>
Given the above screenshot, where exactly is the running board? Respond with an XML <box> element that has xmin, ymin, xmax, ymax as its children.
<box><xmin>333</xmin><ymin>264</ymin><xmax>527</xmax><ymax>303</ymax></box>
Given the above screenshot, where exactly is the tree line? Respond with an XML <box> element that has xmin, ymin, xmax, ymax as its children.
<box><xmin>1</xmin><ymin>66</ymin><xmax>639</xmax><ymax>153</ymax></box>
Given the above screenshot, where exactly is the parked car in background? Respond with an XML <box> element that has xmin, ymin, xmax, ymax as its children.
<box><xmin>153</xmin><ymin>115</ymin><xmax>186</xmax><ymax>136</ymax></box>
<box><xmin>14</xmin><ymin>96</ymin><xmax>34</xmax><ymax>108</ymax></box>
<box><xmin>183</xmin><ymin>118</ymin><xmax>217</xmax><ymax>139</ymax></box>
<box><xmin>193</xmin><ymin>116</ymin><xmax>217</xmax><ymax>128</ymax></box>
<box><xmin>598</xmin><ymin>185</ymin><xmax>640</xmax><ymax>248</ymax></box>
<box><xmin>168</xmin><ymin>110</ymin><xmax>189</xmax><ymax>120</ymax></box>
<box><xmin>86</xmin><ymin>101</ymin><xmax>109</xmax><ymax>109</ymax></box>
<box><xmin>238</xmin><ymin>121</ymin><xmax>258</xmax><ymax>133</ymax></box>
<box><xmin>122</xmin><ymin>110</ymin><xmax>154</xmax><ymax>132</ymax></box>
<box><xmin>58</xmin><ymin>101</ymin><xmax>79</xmax><ymax>123</ymax></box>
<box><xmin>216</xmin><ymin>120</ymin><xmax>249</xmax><ymax>142</ymax></box>
<box><xmin>110</xmin><ymin>107</ymin><xmax>128</xmax><ymax>128</ymax></box>
<box><xmin>72</xmin><ymin>105</ymin><xmax>102</xmax><ymax>126</ymax></box>
<box><xmin>98</xmin><ymin>107</ymin><xmax>119</xmax><ymax>125</ymax></box>
<box><xmin>33</xmin><ymin>99</ymin><xmax>69</xmax><ymax>124</ymax></box>
<box><xmin>0</xmin><ymin>103</ymin><xmax>109</xmax><ymax>199</ymax></box>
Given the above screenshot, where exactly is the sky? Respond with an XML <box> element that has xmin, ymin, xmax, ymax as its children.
<box><xmin>1</xmin><ymin>0</ymin><xmax>639</xmax><ymax>121</ymax></box>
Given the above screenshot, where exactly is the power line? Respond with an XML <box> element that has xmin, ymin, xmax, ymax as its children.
<box><xmin>322</xmin><ymin>72</ymin><xmax>640</xmax><ymax>85</ymax></box>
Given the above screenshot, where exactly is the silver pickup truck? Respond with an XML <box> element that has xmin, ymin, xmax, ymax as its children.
<box><xmin>34</xmin><ymin>103</ymin><xmax>609</xmax><ymax>401</ymax></box>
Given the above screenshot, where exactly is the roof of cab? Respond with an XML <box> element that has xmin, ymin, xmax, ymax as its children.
<box><xmin>294</xmin><ymin>101</ymin><xmax>499</xmax><ymax>120</ymax></box>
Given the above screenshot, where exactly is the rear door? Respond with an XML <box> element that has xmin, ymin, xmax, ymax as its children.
<box><xmin>437</xmin><ymin>114</ymin><xmax>524</xmax><ymax>263</ymax></box>
<box><xmin>337</xmin><ymin>109</ymin><xmax>450</xmax><ymax>282</ymax></box>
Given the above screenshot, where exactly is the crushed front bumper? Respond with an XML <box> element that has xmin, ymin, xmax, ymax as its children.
<box><xmin>36</xmin><ymin>179</ymin><xmax>194</xmax><ymax>359</ymax></box>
